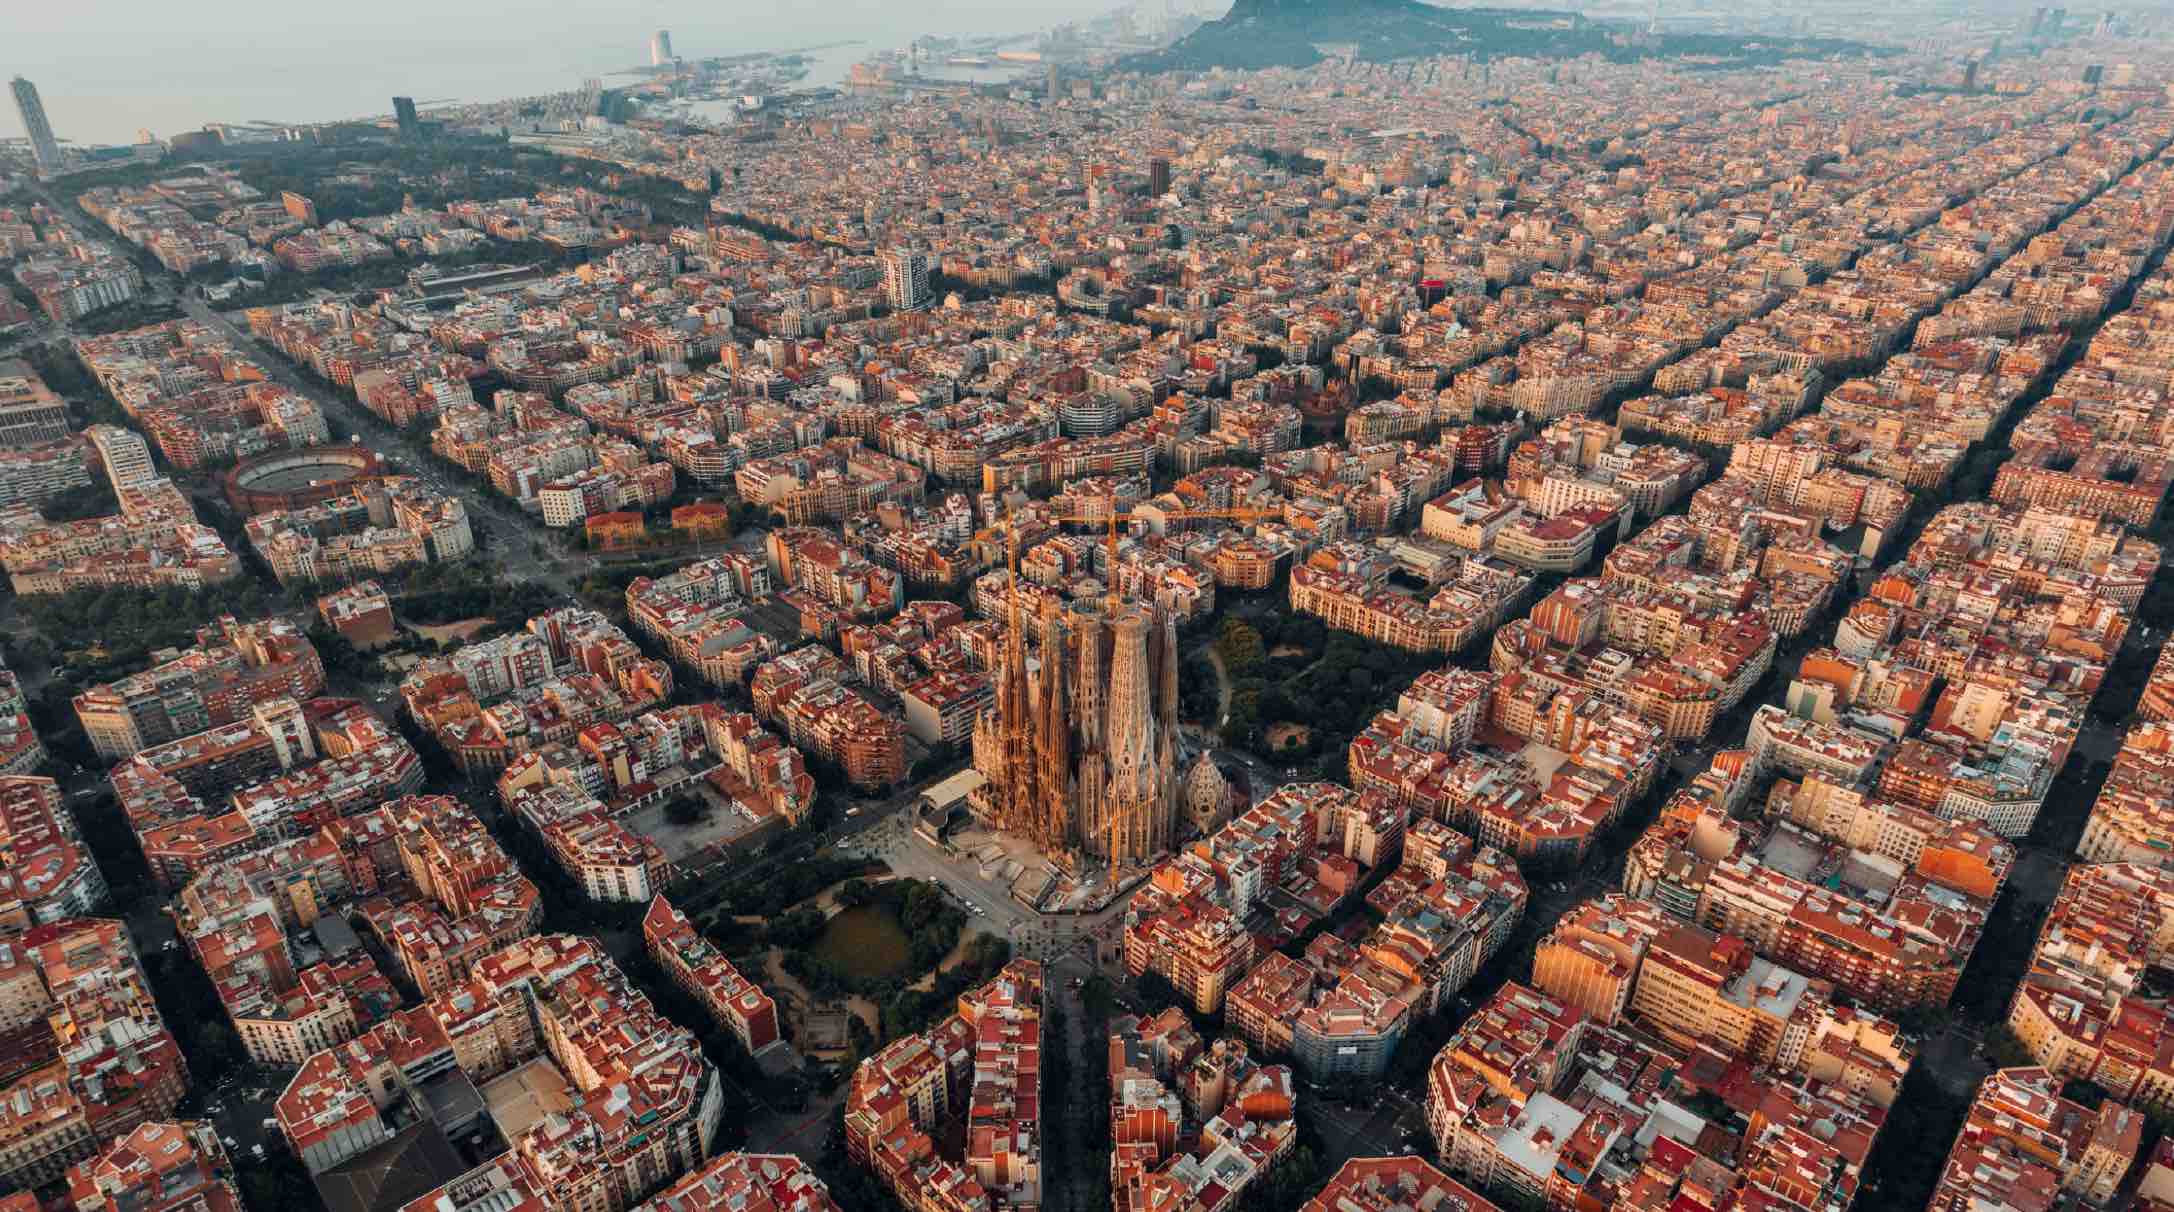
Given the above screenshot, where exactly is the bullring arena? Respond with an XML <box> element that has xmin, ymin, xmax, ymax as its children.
<box><xmin>224</xmin><ymin>444</ymin><xmax>386</xmax><ymax>513</ymax></box>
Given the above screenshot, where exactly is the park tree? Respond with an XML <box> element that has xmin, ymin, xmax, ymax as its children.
<box><xmin>1215</xmin><ymin>618</ymin><xmax>1266</xmax><ymax>673</ymax></box>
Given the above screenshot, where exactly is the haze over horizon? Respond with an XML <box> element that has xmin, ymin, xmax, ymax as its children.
<box><xmin>3</xmin><ymin>0</ymin><xmax>1130</xmax><ymax>145</ymax></box>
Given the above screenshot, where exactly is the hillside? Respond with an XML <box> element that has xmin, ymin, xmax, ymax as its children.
<box><xmin>1126</xmin><ymin>0</ymin><xmax>1873</xmax><ymax>72</ymax></box>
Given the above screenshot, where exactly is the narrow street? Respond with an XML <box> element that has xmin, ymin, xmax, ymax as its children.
<box><xmin>1045</xmin><ymin>953</ymin><xmax>1099</xmax><ymax>1212</ymax></box>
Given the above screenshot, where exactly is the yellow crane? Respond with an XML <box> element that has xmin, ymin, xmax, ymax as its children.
<box><xmin>1044</xmin><ymin>502</ymin><xmax>1284</xmax><ymax>613</ymax></box>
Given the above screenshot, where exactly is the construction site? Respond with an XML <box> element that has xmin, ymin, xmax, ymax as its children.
<box><xmin>966</xmin><ymin>504</ymin><xmax>1269</xmax><ymax>874</ymax></box>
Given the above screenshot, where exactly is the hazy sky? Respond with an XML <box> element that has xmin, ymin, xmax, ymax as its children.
<box><xmin>6</xmin><ymin>0</ymin><xmax>1130</xmax><ymax>145</ymax></box>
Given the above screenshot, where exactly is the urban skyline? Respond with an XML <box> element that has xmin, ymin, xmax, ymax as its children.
<box><xmin>0</xmin><ymin>0</ymin><xmax>1130</xmax><ymax>146</ymax></box>
<box><xmin>2</xmin><ymin>5</ymin><xmax>2174</xmax><ymax>1212</ymax></box>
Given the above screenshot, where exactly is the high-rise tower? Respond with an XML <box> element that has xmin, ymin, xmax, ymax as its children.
<box><xmin>86</xmin><ymin>424</ymin><xmax>154</xmax><ymax>492</ymax></box>
<box><xmin>652</xmin><ymin>30</ymin><xmax>675</xmax><ymax>67</ymax></box>
<box><xmin>10</xmin><ymin>78</ymin><xmax>61</xmax><ymax>171</ymax></box>
<box><xmin>881</xmin><ymin>248</ymin><xmax>931</xmax><ymax>313</ymax></box>
<box><xmin>392</xmin><ymin>96</ymin><xmax>421</xmax><ymax>140</ymax></box>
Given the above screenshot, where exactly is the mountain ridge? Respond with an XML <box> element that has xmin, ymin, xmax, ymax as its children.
<box><xmin>1126</xmin><ymin>0</ymin><xmax>1875</xmax><ymax>73</ymax></box>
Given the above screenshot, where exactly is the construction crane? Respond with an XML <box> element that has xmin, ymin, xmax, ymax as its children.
<box><xmin>1004</xmin><ymin>500</ymin><xmax>1287</xmax><ymax>613</ymax></box>
<box><xmin>994</xmin><ymin>497</ymin><xmax>1282</xmax><ymax>679</ymax></box>
<box><xmin>1039</xmin><ymin>502</ymin><xmax>1285</xmax><ymax>613</ymax></box>
<box><xmin>988</xmin><ymin>500</ymin><xmax>1282</xmax><ymax>864</ymax></box>
<box><xmin>1061</xmin><ymin>503</ymin><xmax>1281</xmax><ymax>862</ymax></box>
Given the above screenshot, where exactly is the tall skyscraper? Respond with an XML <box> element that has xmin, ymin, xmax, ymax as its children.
<box><xmin>86</xmin><ymin>424</ymin><xmax>154</xmax><ymax>492</ymax></box>
<box><xmin>1047</xmin><ymin>64</ymin><xmax>1063</xmax><ymax>106</ymax></box>
<box><xmin>1149</xmin><ymin>156</ymin><xmax>1172</xmax><ymax>197</ymax></box>
<box><xmin>881</xmin><ymin>248</ymin><xmax>931</xmax><ymax>313</ymax></box>
<box><xmin>392</xmin><ymin>96</ymin><xmax>420</xmax><ymax>140</ymax></box>
<box><xmin>651</xmin><ymin>29</ymin><xmax>674</xmax><ymax>67</ymax></box>
<box><xmin>10</xmin><ymin>78</ymin><xmax>61</xmax><ymax>172</ymax></box>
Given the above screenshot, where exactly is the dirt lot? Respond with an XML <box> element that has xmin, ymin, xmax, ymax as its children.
<box><xmin>1265</xmin><ymin>722</ymin><xmax>1314</xmax><ymax>749</ymax></box>
<box><xmin>406</xmin><ymin>618</ymin><xmax>492</xmax><ymax>645</ymax></box>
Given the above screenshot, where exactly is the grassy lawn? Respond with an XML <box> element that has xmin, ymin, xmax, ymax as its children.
<box><xmin>810</xmin><ymin>906</ymin><xmax>914</xmax><ymax>982</ymax></box>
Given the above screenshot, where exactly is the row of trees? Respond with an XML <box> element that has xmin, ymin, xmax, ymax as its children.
<box><xmin>778</xmin><ymin>880</ymin><xmax>969</xmax><ymax>1004</ymax></box>
<box><xmin>232</xmin><ymin>141</ymin><xmax>578</xmax><ymax>223</ymax></box>
<box><xmin>694</xmin><ymin>852</ymin><xmax>877</xmax><ymax>921</ymax></box>
<box><xmin>73</xmin><ymin>300</ymin><xmax>186</xmax><ymax>336</ymax></box>
<box><xmin>36</xmin><ymin>478</ymin><xmax>118</xmax><ymax>524</ymax></box>
<box><xmin>874</xmin><ymin>934</ymin><xmax>1014</xmax><ymax>1043</ymax></box>
<box><xmin>17</xmin><ymin>578</ymin><xmax>286</xmax><ymax>666</ymax></box>
<box><xmin>395</xmin><ymin>575</ymin><xmax>561</xmax><ymax>628</ymax></box>
<box><xmin>1214</xmin><ymin>606</ymin><xmax>1442</xmax><ymax>765</ymax></box>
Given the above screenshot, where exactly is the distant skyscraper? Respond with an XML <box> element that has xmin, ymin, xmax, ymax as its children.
<box><xmin>1149</xmin><ymin>156</ymin><xmax>1172</xmax><ymax>197</ymax></box>
<box><xmin>651</xmin><ymin>29</ymin><xmax>674</xmax><ymax>67</ymax></box>
<box><xmin>10</xmin><ymin>78</ymin><xmax>61</xmax><ymax>171</ymax></box>
<box><xmin>392</xmin><ymin>96</ymin><xmax>420</xmax><ymax>140</ymax></box>
<box><xmin>881</xmin><ymin>248</ymin><xmax>931</xmax><ymax>313</ymax></box>
<box><xmin>1047</xmin><ymin>64</ymin><xmax>1062</xmax><ymax>106</ymax></box>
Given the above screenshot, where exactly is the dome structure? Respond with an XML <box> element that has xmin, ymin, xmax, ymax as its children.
<box><xmin>1183</xmin><ymin>752</ymin><xmax>1231</xmax><ymax>835</ymax></box>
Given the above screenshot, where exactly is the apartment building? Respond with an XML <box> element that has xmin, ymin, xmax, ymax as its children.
<box><xmin>1237</xmin><ymin>826</ymin><xmax>1525</xmax><ymax>1084</ymax></box>
<box><xmin>1288</xmin><ymin>554</ymin><xmax>1529</xmax><ymax>655</ymax></box>
<box><xmin>2079</xmin><ymin>723</ymin><xmax>2174</xmax><ymax>867</ymax></box>
<box><xmin>1927</xmin><ymin>1068</ymin><xmax>2143</xmax><ymax>1211</ymax></box>
<box><xmin>85</xmin><ymin>423</ymin><xmax>154</xmax><ymax>490</ymax></box>
<box><xmin>1123</xmin><ymin>891</ymin><xmax>1256</xmax><ymax>1017</ymax></box>
<box><xmin>1108</xmin><ymin>1017</ymin><xmax>1298</xmax><ymax>1212</ymax></box>
<box><xmin>2009</xmin><ymin>863</ymin><xmax>2174</xmax><ymax>1113</ymax></box>
<box><xmin>634</xmin><ymin>1153</ymin><xmax>841</xmax><ymax>1212</ymax></box>
<box><xmin>0</xmin><ymin>360</ymin><xmax>70</xmax><ymax>449</ymax></box>
<box><xmin>0</xmin><ymin>776</ymin><xmax>109</xmax><ymax>929</ymax></box>
<box><xmin>845</xmin><ymin>962</ymin><xmax>1043</xmax><ymax>1212</ymax></box>
<box><xmin>316</xmin><ymin>579</ymin><xmax>397</xmax><ymax>649</ymax></box>
<box><xmin>1426</xmin><ymin>979</ymin><xmax>1888</xmax><ymax>1212</ymax></box>
<box><xmin>643</xmin><ymin>896</ymin><xmax>781</xmax><ymax>1056</ymax></box>
<box><xmin>1300</xmin><ymin>1158</ymin><xmax>1499</xmax><ymax>1212</ymax></box>
<box><xmin>1626</xmin><ymin>773</ymin><xmax>2000</xmax><ymax>1013</ymax></box>
<box><xmin>0</xmin><ymin>920</ymin><xmax>189</xmax><ymax>1190</ymax></box>
<box><xmin>279</xmin><ymin>934</ymin><xmax>725</xmax><ymax>1209</ymax></box>
<box><xmin>73</xmin><ymin>617</ymin><xmax>324</xmax><ymax>760</ymax></box>
<box><xmin>750</xmin><ymin>647</ymin><xmax>906</xmax><ymax>791</ymax></box>
<box><xmin>246</xmin><ymin>476</ymin><xmax>474</xmax><ymax>586</ymax></box>
<box><xmin>62</xmin><ymin>1121</ymin><xmax>243</xmax><ymax>1212</ymax></box>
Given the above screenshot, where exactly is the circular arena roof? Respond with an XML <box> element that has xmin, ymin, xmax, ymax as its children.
<box><xmin>224</xmin><ymin>445</ymin><xmax>384</xmax><ymax>514</ymax></box>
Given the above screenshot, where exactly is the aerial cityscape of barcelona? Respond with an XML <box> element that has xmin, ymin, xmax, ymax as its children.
<box><xmin>8</xmin><ymin>1</ymin><xmax>2174</xmax><ymax>1211</ymax></box>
